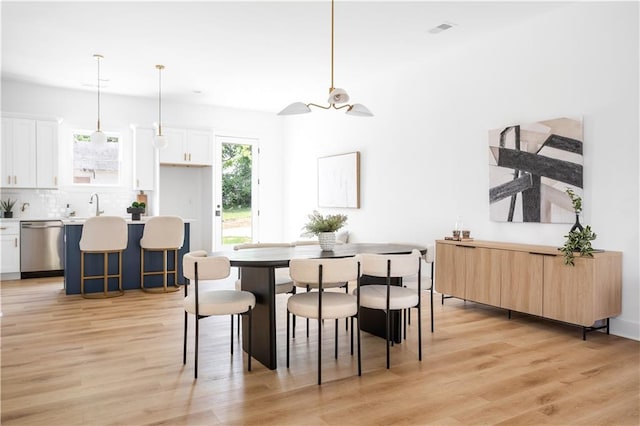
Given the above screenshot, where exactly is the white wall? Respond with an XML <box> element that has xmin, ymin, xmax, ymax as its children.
<box><xmin>1</xmin><ymin>80</ymin><xmax>285</xmax><ymax>248</ymax></box>
<box><xmin>281</xmin><ymin>2</ymin><xmax>639</xmax><ymax>340</ymax></box>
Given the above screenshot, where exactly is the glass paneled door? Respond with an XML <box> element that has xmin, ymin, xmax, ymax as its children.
<box><xmin>214</xmin><ymin>135</ymin><xmax>259</xmax><ymax>250</ymax></box>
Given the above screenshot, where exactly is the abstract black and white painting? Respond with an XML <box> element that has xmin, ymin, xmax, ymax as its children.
<box><xmin>489</xmin><ymin>117</ymin><xmax>583</xmax><ymax>223</ymax></box>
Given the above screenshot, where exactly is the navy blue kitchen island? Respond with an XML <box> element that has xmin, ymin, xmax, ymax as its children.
<box><xmin>63</xmin><ymin>220</ymin><xmax>190</xmax><ymax>295</ymax></box>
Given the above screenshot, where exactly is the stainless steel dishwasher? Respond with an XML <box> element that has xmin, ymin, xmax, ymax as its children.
<box><xmin>20</xmin><ymin>220</ymin><xmax>64</xmax><ymax>278</ymax></box>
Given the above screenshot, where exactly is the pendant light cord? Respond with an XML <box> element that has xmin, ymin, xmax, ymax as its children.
<box><xmin>156</xmin><ymin>65</ymin><xmax>164</xmax><ymax>136</ymax></box>
<box><xmin>330</xmin><ymin>0</ymin><xmax>334</xmax><ymax>91</ymax></box>
<box><xmin>95</xmin><ymin>54</ymin><xmax>101</xmax><ymax>132</ymax></box>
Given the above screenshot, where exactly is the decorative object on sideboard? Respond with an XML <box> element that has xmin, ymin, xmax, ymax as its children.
<box><xmin>565</xmin><ymin>187</ymin><xmax>584</xmax><ymax>232</ymax></box>
<box><xmin>560</xmin><ymin>188</ymin><xmax>596</xmax><ymax>266</ymax></box>
<box><xmin>1</xmin><ymin>198</ymin><xmax>17</xmax><ymax>218</ymax></box>
<box><xmin>127</xmin><ymin>201</ymin><xmax>146</xmax><ymax>221</ymax></box>
<box><xmin>153</xmin><ymin>64</ymin><xmax>168</xmax><ymax>149</ymax></box>
<box><xmin>277</xmin><ymin>0</ymin><xmax>373</xmax><ymax>117</ymax></box>
<box><xmin>301</xmin><ymin>210</ymin><xmax>348</xmax><ymax>251</ymax></box>
<box><xmin>90</xmin><ymin>54</ymin><xmax>108</xmax><ymax>145</ymax></box>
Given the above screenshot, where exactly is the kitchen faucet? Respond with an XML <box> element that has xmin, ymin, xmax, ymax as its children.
<box><xmin>89</xmin><ymin>193</ymin><xmax>104</xmax><ymax>216</ymax></box>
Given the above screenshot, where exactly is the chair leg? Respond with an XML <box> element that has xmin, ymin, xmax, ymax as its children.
<box><xmin>247</xmin><ymin>308</ymin><xmax>252</xmax><ymax>372</ymax></box>
<box><xmin>345</xmin><ymin>282</ymin><xmax>349</xmax><ymax>331</ymax></box>
<box><xmin>357</xmin><ymin>313</ymin><xmax>362</xmax><ymax>376</ymax></box>
<box><xmin>292</xmin><ymin>314</ymin><xmax>296</xmax><ymax>339</ymax></box>
<box><xmin>334</xmin><ymin>318</ymin><xmax>338</xmax><ymax>359</ymax></box>
<box><xmin>286</xmin><ymin>310</ymin><xmax>290</xmax><ymax>368</ymax></box>
<box><xmin>230</xmin><ymin>315</ymin><xmax>234</xmax><ymax>355</ymax></box>
<box><xmin>194</xmin><ymin>316</ymin><xmax>199</xmax><ymax>379</ymax></box>
<box><xmin>418</xmin><ymin>305</ymin><xmax>423</xmax><ymax>361</ymax></box>
<box><xmin>350</xmin><ymin>316</ymin><xmax>354</xmax><ymax>355</ymax></box>
<box><xmin>403</xmin><ymin>308</ymin><xmax>407</xmax><ymax>340</ymax></box>
<box><xmin>307</xmin><ymin>285</ymin><xmax>310</xmax><ymax>338</ymax></box>
<box><xmin>183</xmin><ymin>311</ymin><xmax>188</xmax><ymax>365</ymax></box>
<box><xmin>386</xmin><ymin>309</ymin><xmax>390</xmax><ymax>369</ymax></box>
<box><xmin>318</xmin><ymin>318</ymin><xmax>322</xmax><ymax>385</ymax></box>
<box><xmin>430</xmin><ymin>263</ymin><xmax>435</xmax><ymax>333</ymax></box>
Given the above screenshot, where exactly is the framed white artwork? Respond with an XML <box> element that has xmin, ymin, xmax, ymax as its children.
<box><xmin>317</xmin><ymin>151</ymin><xmax>360</xmax><ymax>208</ymax></box>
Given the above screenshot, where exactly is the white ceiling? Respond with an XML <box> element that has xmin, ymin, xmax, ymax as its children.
<box><xmin>1</xmin><ymin>1</ymin><xmax>568</xmax><ymax>113</ymax></box>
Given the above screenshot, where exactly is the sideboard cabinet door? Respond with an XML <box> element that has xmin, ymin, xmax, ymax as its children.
<box><xmin>500</xmin><ymin>251</ymin><xmax>543</xmax><ymax>316</ymax></box>
<box><xmin>543</xmin><ymin>254</ymin><xmax>621</xmax><ymax>326</ymax></box>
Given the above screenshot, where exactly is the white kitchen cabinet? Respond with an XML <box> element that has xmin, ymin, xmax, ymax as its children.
<box><xmin>1</xmin><ymin>118</ymin><xmax>37</xmax><ymax>188</ymax></box>
<box><xmin>159</xmin><ymin>127</ymin><xmax>212</xmax><ymax>166</ymax></box>
<box><xmin>186</xmin><ymin>129</ymin><xmax>212</xmax><ymax>165</ymax></box>
<box><xmin>1</xmin><ymin>117</ymin><xmax>58</xmax><ymax>189</ymax></box>
<box><xmin>36</xmin><ymin>120</ymin><xmax>59</xmax><ymax>188</ymax></box>
<box><xmin>0</xmin><ymin>221</ymin><xmax>20</xmax><ymax>275</ymax></box>
<box><xmin>134</xmin><ymin>127</ymin><xmax>156</xmax><ymax>190</ymax></box>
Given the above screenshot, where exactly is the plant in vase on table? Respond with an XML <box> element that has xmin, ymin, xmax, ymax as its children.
<box><xmin>561</xmin><ymin>188</ymin><xmax>596</xmax><ymax>265</ymax></box>
<box><xmin>302</xmin><ymin>210</ymin><xmax>347</xmax><ymax>251</ymax></box>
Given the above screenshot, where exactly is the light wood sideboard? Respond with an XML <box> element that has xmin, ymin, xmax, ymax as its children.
<box><xmin>435</xmin><ymin>240</ymin><xmax>622</xmax><ymax>339</ymax></box>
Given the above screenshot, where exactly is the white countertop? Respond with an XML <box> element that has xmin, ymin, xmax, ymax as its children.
<box><xmin>1</xmin><ymin>216</ymin><xmax>194</xmax><ymax>225</ymax></box>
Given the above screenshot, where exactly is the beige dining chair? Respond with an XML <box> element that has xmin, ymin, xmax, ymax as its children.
<box><xmin>182</xmin><ymin>251</ymin><xmax>256</xmax><ymax>379</ymax></box>
<box><xmin>79</xmin><ymin>216</ymin><xmax>128</xmax><ymax>299</ymax></box>
<box><xmin>287</xmin><ymin>256</ymin><xmax>362</xmax><ymax>385</ymax></box>
<box><xmin>357</xmin><ymin>249</ymin><xmax>423</xmax><ymax>369</ymax></box>
<box><xmin>290</xmin><ymin>239</ymin><xmax>351</xmax><ymax>338</ymax></box>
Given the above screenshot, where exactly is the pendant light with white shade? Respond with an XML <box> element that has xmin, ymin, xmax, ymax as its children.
<box><xmin>278</xmin><ymin>0</ymin><xmax>373</xmax><ymax>117</ymax></box>
<box><xmin>153</xmin><ymin>64</ymin><xmax>168</xmax><ymax>150</ymax></box>
<box><xmin>90</xmin><ymin>54</ymin><xmax>108</xmax><ymax>145</ymax></box>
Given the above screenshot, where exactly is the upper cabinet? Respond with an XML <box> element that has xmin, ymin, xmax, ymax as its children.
<box><xmin>133</xmin><ymin>127</ymin><xmax>156</xmax><ymax>191</ymax></box>
<box><xmin>159</xmin><ymin>127</ymin><xmax>212</xmax><ymax>166</ymax></box>
<box><xmin>1</xmin><ymin>117</ymin><xmax>58</xmax><ymax>189</ymax></box>
<box><xmin>2</xmin><ymin>117</ymin><xmax>58</xmax><ymax>189</ymax></box>
<box><xmin>2</xmin><ymin>118</ymin><xmax>37</xmax><ymax>188</ymax></box>
<box><xmin>35</xmin><ymin>120</ymin><xmax>59</xmax><ymax>188</ymax></box>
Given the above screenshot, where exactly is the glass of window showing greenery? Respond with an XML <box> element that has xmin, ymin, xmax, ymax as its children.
<box><xmin>72</xmin><ymin>132</ymin><xmax>121</xmax><ymax>185</ymax></box>
<box><xmin>221</xmin><ymin>143</ymin><xmax>252</xmax><ymax>245</ymax></box>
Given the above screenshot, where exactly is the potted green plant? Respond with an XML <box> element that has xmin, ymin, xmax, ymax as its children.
<box><xmin>1</xmin><ymin>198</ymin><xmax>17</xmax><ymax>218</ymax></box>
<box><xmin>127</xmin><ymin>201</ymin><xmax>146</xmax><ymax>221</ymax></box>
<box><xmin>566</xmin><ymin>188</ymin><xmax>584</xmax><ymax>232</ymax></box>
<box><xmin>560</xmin><ymin>188</ymin><xmax>596</xmax><ymax>265</ymax></box>
<box><xmin>302</xmin><ymin>210</ymin><xmax>348</xmax><ymax>251</ymax></box>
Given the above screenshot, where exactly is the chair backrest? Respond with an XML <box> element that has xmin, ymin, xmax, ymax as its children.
<box><xmin>183</xmin><ymin>251</ymin><xmax>230</xmax><ymax>281</ymax></box>
<box><xmin>233</xmin><ymin>242</ymin><xmax>293</xmax><ymax>250</ymax></box>
<box><xmin>360</xmin><ymin>249</ymin><xmax>422</xmax><ymax>278</ymax></box>
<box><xmin>289</xmin><ymin>256</ymin><xmax>361</xmax><ymax>286</ymax></box>
<box><xmin>140</xmin><ymin>216</ymin><xmax>184</xmax><ymax>249</ymax></box>
<box><xmin>79</xmin><ymin>216</ymin><xmax>128</xmax><ymax>252</ymax></box>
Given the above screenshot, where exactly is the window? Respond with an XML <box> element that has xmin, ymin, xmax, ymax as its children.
<box><xmin>72</xmin><ymin>131</ymin><xmax>121</xmax><ymax>185</ymax></box>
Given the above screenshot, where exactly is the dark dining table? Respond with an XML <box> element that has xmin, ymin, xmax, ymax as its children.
<box><xmin>210</xmin><ymin>242</ymin><xmax>426</xmax><ymax>370</ymax></box>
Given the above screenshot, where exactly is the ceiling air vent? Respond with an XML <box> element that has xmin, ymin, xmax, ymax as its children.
<box><xmin>429</xmin><ymin>23</ymin><xmax>454</xmax><ymax>34</ymax></box>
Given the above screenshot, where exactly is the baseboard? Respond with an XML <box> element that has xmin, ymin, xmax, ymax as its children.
<box><xmin>611</xmin><ymin>318</ymin><xmax>640</xmax><ymax>341</ymax></box>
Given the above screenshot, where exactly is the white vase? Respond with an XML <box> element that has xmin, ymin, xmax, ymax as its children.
<box><xmin>318</xmin><ymin>232</ymin><xmax>336</xmax><ymax>251</ymax></box>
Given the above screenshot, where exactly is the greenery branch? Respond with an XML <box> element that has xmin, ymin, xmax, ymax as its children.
<box><xmin>301</xmin><ymin>210</ymin><xmax>347</xmax><ymax>236</ymax></box>
<box><xmin>561</xmin><ymin>226</ymin><xmax>597</xmax><ymax>265</ymax></box>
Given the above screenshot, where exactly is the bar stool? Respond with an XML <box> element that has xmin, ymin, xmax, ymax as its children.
<box><xmin>79</xmin><ymin>216</ymin><xmax>128</xmax><ymax>299</ymax></box>
<box><xmin>140</xmin><ymin>216</ymin><xmax>184</xmax><ymax>293</ymax></box>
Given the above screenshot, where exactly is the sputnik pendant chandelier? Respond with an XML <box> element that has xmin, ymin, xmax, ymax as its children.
<box><xmin>278</xmin><ymin>0</ymin><xmax>373</xmax><ymax>117</ymax></box>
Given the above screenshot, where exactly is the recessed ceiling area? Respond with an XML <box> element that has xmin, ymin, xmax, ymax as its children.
<box><xmin>1</xmin><ymin>1</ymin><xmax>568</xmax><ymax>113</ymax></box>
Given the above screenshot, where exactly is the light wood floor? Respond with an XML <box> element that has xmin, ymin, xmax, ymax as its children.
<box><xmin>1</xmin><ymin>276</ymin><xmax>638</xmax><ymax>425</ymax></box>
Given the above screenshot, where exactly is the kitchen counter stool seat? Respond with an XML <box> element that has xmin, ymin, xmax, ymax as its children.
<box><xmin>140</xmin><ymin>216</ymin><xmax>184</xmax><ymax>293</ymax></box>
<box><xmin>79</xmin><ymin>216</ymin><xmax>128</xmax><ymax>299</ymax></box>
